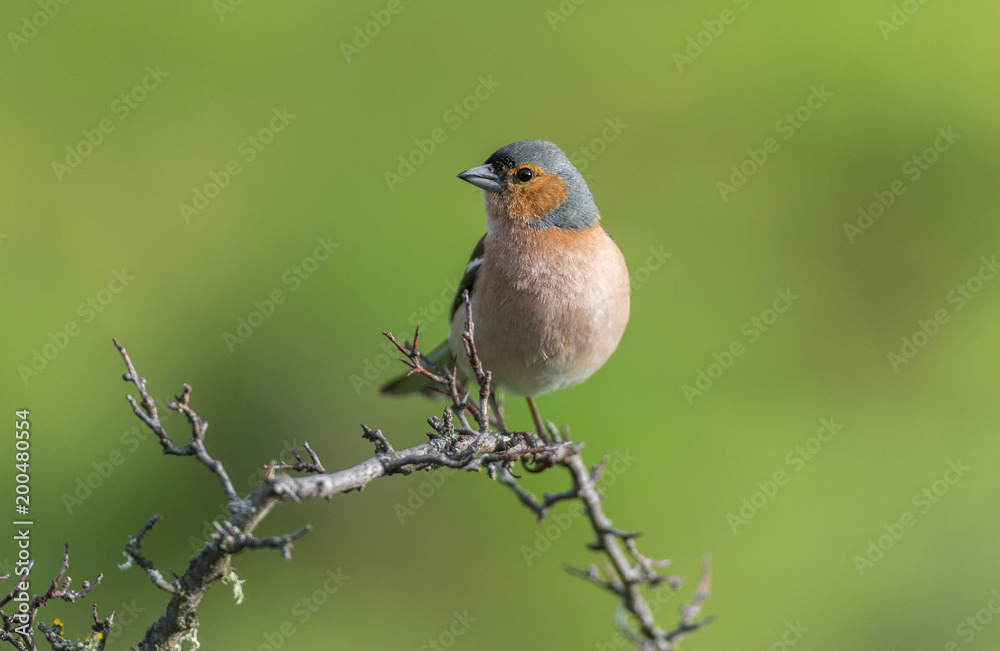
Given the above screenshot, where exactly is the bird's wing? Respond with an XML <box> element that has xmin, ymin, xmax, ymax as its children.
<box><xmin>450</xmin><ymin>234</ymin><xmax>485</xmax><ymax>319</ymax></box>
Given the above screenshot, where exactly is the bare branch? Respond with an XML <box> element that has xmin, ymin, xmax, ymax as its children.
<box><xmin>33</xmin><ymin>544</ymin><xmax>103</xmax><ymax>608</ymax></box>
<box><xmin>113</xmin><ymin>339</ymin><xmax>241</xmax><ymax>513</ymax></box>
<box><xmin>107</xmin><ymin>306</ymin><xmax>711</xmax><ymax>650</ymax></box>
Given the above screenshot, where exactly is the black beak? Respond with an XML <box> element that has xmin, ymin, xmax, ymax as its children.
<box><xmin>457</xmin><ymin>164</ymin><xmax>502</xmax><ymax>194</ymax></box>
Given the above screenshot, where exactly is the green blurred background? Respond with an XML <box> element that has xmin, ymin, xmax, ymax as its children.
<box><xmin>3</xmin><ymin>1</ymin><xmax>999</xmax><ymax>649</ymax></box>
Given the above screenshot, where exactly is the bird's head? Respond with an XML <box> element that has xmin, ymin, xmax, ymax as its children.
<box><xmin>457</xmin><ymin>140</ymin><xmax>599</xmax><ymax>229</ymax></box>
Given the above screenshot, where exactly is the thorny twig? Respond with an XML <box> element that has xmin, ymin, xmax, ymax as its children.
<box><xmin>103</xmin><ymin>290</ymin><xmax>710</xmax><ymax>649</ymax></box>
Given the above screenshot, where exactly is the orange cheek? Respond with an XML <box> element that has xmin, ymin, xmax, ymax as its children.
<box><xmin>505</xmin><ymin>175</ymin><xmax>568</xmax><ymax>223</ymax></box>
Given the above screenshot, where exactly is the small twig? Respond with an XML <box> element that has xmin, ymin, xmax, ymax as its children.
<box><xmin>122</xmin><ymin>516</ymin><xmax>178</xmax><ymax>594</ymax></box>
<box><xmin>33</xmin><ymin>544</ymin><xmax>103</xmax><ymax>608</ymax></box>
<box><xmin>90</xmin><ymin>604</ymin><xmax>114</xmax><ymax>649</ymax></box>
<box><xmin>361</xmin><ymin>424</ymin><xmax>395</xmax><ymax>454</ymax></box>
<box><xmin>114</xmin><ymin>339</ymin><xmax>242</xmax><ymax>514</ymax></box>
<box><xmin>664</xmin><ymin>556</ymin><xmax>714</xmax><ymax>643</ymax></box>
<box><xmin>169</xmin><ymin>384</ymin><xmax>241</xmax><ymax>510</ymax></box>
<box><xmin>264</xmin><ymin>441</ymin><xmax>328</xmax><ymax>475</ymax></box>
<box><xmin>214</xmin><ymin>521</ymin><xmax>313</xmax><ymax>563</ymax></box>
<box><xmin>497</xmin><ymin>468</ymin><xmax>578</xmax><ymax>521</ymax></box>
<box><xmin>113</xmin><ymin>338</ymin><xmax>171</xmax><ymax>445</ymax></box>
<box><xmin>384</xmin><ymin>325</ymin><xmax>447</xmax><ymax>384</ymax></box>
<box><xmin>564</xmin><ymin>563</ymin><xmax>619</xmax><ymax>595</ymax></box>
<box><xmin>459</xmin><ymin>291</ymin><xmax>492</xmax><ymax>436</ymax></box>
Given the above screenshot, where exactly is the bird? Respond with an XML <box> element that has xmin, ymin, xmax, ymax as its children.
<box><xmin>381</xmin><ymin>140</ymin><xmax>630</xmax><ymax>436</ymax></box>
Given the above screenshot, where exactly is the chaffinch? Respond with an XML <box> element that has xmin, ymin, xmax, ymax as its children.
<box><xmin>382</xmin><ymin>140</ymin><xmax>630</xmax><ymax>433</ymax></box>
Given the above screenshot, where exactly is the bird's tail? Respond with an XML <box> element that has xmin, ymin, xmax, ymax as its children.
<box><xmin>379</xmin><ymin>340</ymin><xmax>456</xmax><ymax>397</ymax></box>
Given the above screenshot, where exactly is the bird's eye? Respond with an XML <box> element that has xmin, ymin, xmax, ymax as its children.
<box><xmin>515</xmin><ymin>167</ymin><xmax>534</xmax><ymax>182</ymax></box>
